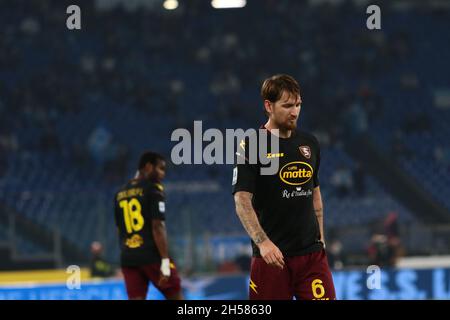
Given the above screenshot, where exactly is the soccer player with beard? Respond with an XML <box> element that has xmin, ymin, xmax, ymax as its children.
<box><xmin>232</xmin><ymin>74</ymin><xmax>336</xmax><ymax>300</ymax></box>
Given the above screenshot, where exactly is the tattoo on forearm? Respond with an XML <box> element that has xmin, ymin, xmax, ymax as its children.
<box><xmin>252</xmin><ymin>230</ymin><xmax>268</xmax><ymax>245</ymax></box>
<box><xmin>235</xmin><ymin>194</ymin><xmax>268</xmax><ymax>245</ymax></box>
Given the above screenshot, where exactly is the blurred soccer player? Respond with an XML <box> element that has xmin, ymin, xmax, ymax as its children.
<box><xmin>232</xmin><ymin>74</ymin><xmax>336</xmax><ymax>300</ymax></box>
<box><xmin>114</xmin><ymin>151</ymin><xmax>183</xmax><ymax>300</ymax></box>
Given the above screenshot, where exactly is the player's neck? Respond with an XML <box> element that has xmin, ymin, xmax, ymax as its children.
<box><xmin>132</xmin><ymin>173</ymin><xmax>160</xmax><ymax>185</ymax></box>
<box><xmin>264</xmin><ymin>120</ymin><xmax>292</xmax><ymax>139</ymax></box>
<box><xmin>134</xmin><ymin>171</ymin><xmax>147</xmax><ymax>181</ymax></box>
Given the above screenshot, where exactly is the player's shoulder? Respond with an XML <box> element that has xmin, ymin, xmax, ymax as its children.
<box><xmin>294</xmin><ymin>130</ymin><xmax>320</xmax><ymax>147</ymax></box>
<box><xmin>235</xmin><ymin>127</ymin><xmax>260</xmax><ymax>161</ymax></box>
<box><xmin>114</xmin><ymin>181</ymin><xmax>130</xmax><ymax>196</ymax></box>
<box><xmin>152</xmin><ymin>182</ymin><xmax>165</xmax><ymax>193</ymax></box>
<box><xmin>113</xmin><ymin>181</ymin><xmax>131</xmax><ymax>203</ymax></box>
<box><xmin>119</xmin><ymin>178</ymin><xmax>141</xmax><ymax>191</ymax></box>
<box><xmin>145</xmin><ymin>180</ymin><xmax>166</xmax><ymax>197</ymax></box>
<box><xmin>239</xmin><ymin>128</ymin><xmax>260</xmax><ymax>144</ymax></box>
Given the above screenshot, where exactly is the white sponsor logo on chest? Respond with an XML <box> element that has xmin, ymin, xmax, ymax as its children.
<box><xmin>281</xmin><ymin>187</ymin><xmax>313</xmax><ymax>199</ymax></box>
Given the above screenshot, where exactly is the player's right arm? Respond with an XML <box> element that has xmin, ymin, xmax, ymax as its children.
<box><xmin>234</xmin><ymin>191</ymin><xmax>284</xmax><ymax>269</ymax></box>
<box><xmin>232</xmin><ymin>137</ymin><xmax>284</xmax><ymax>269</ymax></box>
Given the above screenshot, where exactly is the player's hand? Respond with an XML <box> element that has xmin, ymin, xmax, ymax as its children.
<box><xmin>258</xmin><ymin>239</ymin><xmax>285</xmax><ymax>269</ymax></box>
<box><xmin>158</xmin><ymin>258</ymin><xmax>171</xmax><ymax>286</ymax></box>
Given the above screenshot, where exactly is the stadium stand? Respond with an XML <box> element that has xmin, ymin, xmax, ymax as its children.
<box><xmin>0</xmin><ymin>0</ymin><xmax>449</xmax><ymax>271</ymax></box>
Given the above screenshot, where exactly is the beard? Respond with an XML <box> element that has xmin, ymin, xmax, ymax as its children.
<box><xmin>277</xmin><ymin>118</ymin><xmax>298</xmax><ymax>131</ymax></box>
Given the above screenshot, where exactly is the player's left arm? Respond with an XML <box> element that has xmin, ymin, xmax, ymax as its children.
<box><xmin>151</xmin><ymin>219</ymin><xmax>172</xmax><ymax>285</ymax></box>
<box><xmin>152</xmin><ymin>219</ymin><xmax>169</xmax><ymax>260</ymax></box>
<box><xmin>147</xmin><ymin>187</ymin><xmax>169</xmax><ymax>260</ymax></box>
<box><xmin>313</xmin><ymin>186</ymin><xmax>326</xmax><ymax>248</ymax></box>
<box><xmin>148</xmin><ymin>188</ymin><xmax>171</xmax><ymax>283</ymax></box>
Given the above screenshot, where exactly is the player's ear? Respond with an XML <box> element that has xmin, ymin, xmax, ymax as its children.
<box><xmin>264</xmin><ymin>100</ymin><xmax>273</xmax><ymax>115</ymax></box>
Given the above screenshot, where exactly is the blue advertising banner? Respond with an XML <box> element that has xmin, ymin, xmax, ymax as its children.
<box><xmin>0</xmin><ymin>268</ymin><xmax>449</xmax><ymax>300</ymax></box>
<box><xmin>0</xmin><ymin>274</ymin><xmax>248</xmax><ymax>300</ymax></box>
<box><xmin>334</xmin><ymin>268</ymin><xmax>450</xmax><ymax>300</ymax></box>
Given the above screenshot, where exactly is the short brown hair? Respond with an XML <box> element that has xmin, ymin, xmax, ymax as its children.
<box><xmin>261</xmin><ymin>74</ymin><xmax>300</xmax><ymax>102</ymax></box>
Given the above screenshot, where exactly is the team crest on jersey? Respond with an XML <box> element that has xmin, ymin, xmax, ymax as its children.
<box><xmin>126</xmin><ymin>234</ymin><xmax>144</xmax><ymax>249</ymax></box>
<box><xmin>299</xmin><ymin>146</ymin><xmax>311</xmax><ymax>159</ymax></box>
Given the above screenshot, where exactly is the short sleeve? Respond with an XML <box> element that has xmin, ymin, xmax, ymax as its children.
<box><xmin>146</xmin><ymin>187</ymin><xmax>166</xmax><ymax>220</ymax></box>
<box><xmin>232</xmin><ymin>136</ymin><xmax>258</xmax><ymax>194</ymax></box>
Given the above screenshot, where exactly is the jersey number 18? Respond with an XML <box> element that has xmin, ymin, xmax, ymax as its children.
<box><xmin>119</xmin><ymin>199</ymin><xmax>144</xmax><ymax>233</ymax></box>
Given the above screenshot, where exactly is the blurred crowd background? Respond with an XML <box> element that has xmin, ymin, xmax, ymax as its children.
<box><xmin>0</xmin><ymin>0</ymin><xmax>449</xmax><ymax>278</ymax></box>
